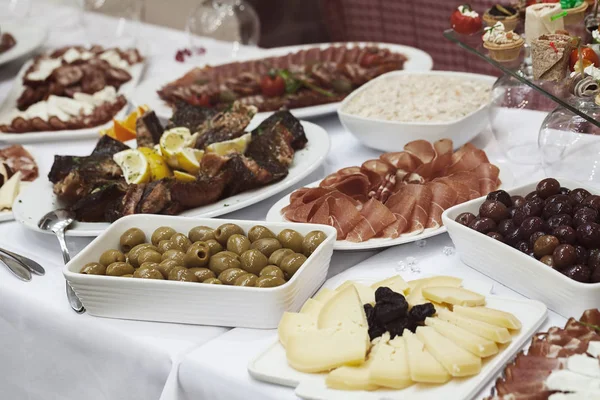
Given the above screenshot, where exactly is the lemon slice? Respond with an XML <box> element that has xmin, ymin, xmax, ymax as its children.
<box><xmin>138</xmin><ymin>147</ymin><xmax>172</xmax><ymax>180</ymax></box>
<box><xmin>173</xmin><ymin>170</ymin><xmax>196</xmax><ymax>182</ymax></box>
<box><xmin>160</xmin><ymin>127</ymin><xmax>192</xmax><ymax>167</ymax></box>
<box><xmin>205</xmin><ymin>133</ymin><xmax>252</xmax><ymax>155</ymax></box>
<box><xmin>175</xmin><ymin>148</ymin><xmax>204</xmax><ymax>174</ymax></box>
<box><xmin>113</xmin><ymin>149</ymin><xmax>150</xmax><ymax>184</ymax></box>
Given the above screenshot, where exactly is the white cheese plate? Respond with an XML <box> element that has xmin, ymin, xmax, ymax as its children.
<box><xmin>0</xmin><ymin>55</ymin><xmax>145</xmax><ymax>143</ymax></box>
<box><xmin>13</xmin><ymin>120</ymin><xmax>330</xmax><ymax>236</ymax></box>
<box><xmin>0</xmin><ymin>23</ymin><xmax>47</xmax><ymax>67</ymax></box>
<box><xmin>248</xmin><ymin>277</ymin><xmax>548</xmax><ymax>400</ymax></box>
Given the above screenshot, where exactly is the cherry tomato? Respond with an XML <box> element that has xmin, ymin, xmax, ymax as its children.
<box><xmin>260</xmin><ymin>75</ymin><xmax>285</xmax><ymax>97</ymax></box>
<box><xmin>188</xmin><ymin>94</ymin><xmax>211</xmax><ymax>107</ymax></box>
<box><xmin>569</xmin><ymin>47</ymin><xmax>600</xmax><ymax>72</ymax></box>
<box><xmin>450</xmin><ymin>6</ymin><xmax>482</xmax><ymax>35</ymax></box>
<box><xmin>360</xmin><ymin>53</ymin><xmax>382</xmax><ymax>68</ymax></box>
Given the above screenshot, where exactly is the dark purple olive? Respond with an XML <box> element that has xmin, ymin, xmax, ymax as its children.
<box><xmin>533</xmin><ymin>235</ymin><xmax>560</xmax><ymax>258</ymax></box>
<box><xmin>487</xmin><ymin>232</ymin><xmax>504</xmax><ymax>242</ymax></box>
<box><xmin>545</xmin><ymin>194</ymin><xmax>573</xmax><ymax>206</ymax></box>
<box><xmin>551</xmin><ymin>225</ymin><xmax>576</xmax><ymax>245</ymax></box>
<box><xmin>582</xmin><ymin>195</ymin><xmax>600</xmax><ymax>212</ymax></box>
<box><xmin>546</xmin><ymin>214</ymin><xmax>573</xmax><ymax>230</ymax></box>
<box><xmin>529</xmin><ymin>231</ymin><xmax>547</xmax><ymax>248</ymax></box>
<box><xmin>508</xmin><ymin>208</ymin><xmax>518</xmax><ymax>219</ymax></box>
<box><xmin>511</xmin><ymin>196</ymin><xmax>526</xmax><ymax>208</ymax></box>
<box><xmin>520</xmin><ymin>217</ymin><xmax>545</xmax><ymax>238</ymax></box>
<box><xmin>513</xmin><ymin>200</ymin><xmax>543</xmax><ymax>226</ymax></box>
<box><xmin>575</xmin><ymin>245</ymin><xmax>589</xmax><ymax>265</ymax></box>
<box><xmin>497</xmin><ymin>219</ymin><xmax>515</xmax><ymax>236</ymax></box>
<box><xmin>455</xmin><ymin>212</ymin><xmax>477</xmax><ymax>227</ymax></box>
<box><xmin>512</xmin><ymin>207</ymin><xmax>527</xmax><ymax>226</ymax></box>
<box><xmin>504</xmin><ymin>227</ymin><xmax>522</xmax><ymax>246</ymax></box>
<box><xmin>570</xmin><ymin>188</ymin><xmax>591</xmax><ymax>204</ymax></box>
<box><xmin>553</xmin><ymin>244</ymin><xmax>577</xmax><ymax>269</ymax></box>
<box><xmin>561</xmin><ymin>264</ymin><xmax>591</xmax><ymax>283</ymax></box>
<box><xmin>576</xmin><ymin>222</ymin><xmax>600</xmax><ymax>249</ymax></box>
<box><xmin>573</xmin><ymin>207</ymin><xmax>598</xmax><ymax>228</ymax></box>
<box><xmin>591</xmin><ymin>266</ymin><xmax>600</xmax><ymax>283</ymax></box>
<box><xmin>536</xmin><ymin>178</ymin><xmax>561</xmax><ymax>199</ymax></box>
<box><xmin>559</xmin><ymin>187</ymin><xmax>571</xmax><ymax>195</ymax></box>
<box><xmin>486</xmin><ymin>190</ymin><xmax>512</xmax><ymax>208</ymax></box>
<box><xmin>543</xmin><ymin>201</ymin><xmax>573</xmax><ymax>219</ymax></box>
<box><xmin>515</xmin><ymin>241</ymin><xmax>530</xmax><ymax>253</ymax></box>
<box><xmin>540</xmin><ymin>255</ymin><xmax>555</xmax><ymax>267</ymax></box>
<box><xmin>468</xmin><ymin>217</ymin><xmax>497</xmax><ymax>234</ymax></box>
<box><xmin>588</xmin><ymin>249</ymin><xmax>600</xmax><ymax>269</ymax></box>
<box><xmin>526</xmin><ymin>191</ymin><xmax>541</xmax><ymax>201</ymax></box>
<box><xmin>479</xmin><ymin>200</ymin><xmax>509</xmax><ymax>222</ymax></box>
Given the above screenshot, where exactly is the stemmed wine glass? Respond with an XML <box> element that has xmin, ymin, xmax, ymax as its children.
<box><xmin>82</xmin><ymin>0</ymin><xmax>144</xmax><ymax>48</ymax></box>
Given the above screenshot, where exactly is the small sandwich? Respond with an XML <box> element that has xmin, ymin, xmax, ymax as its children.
<box><xmin>531</xmin><ymin>33</ymin><xmax>574</xmax><ymax>81</ymax></box>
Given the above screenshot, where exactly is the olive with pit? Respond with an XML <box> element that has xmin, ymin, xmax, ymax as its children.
<box><xmin>203</xmin><ymin>278</ymin><xmax>222</xmax><ymax>284</ymax></box>
<box><xmin>533</xmin><ymin>235</ymin><xmax>560</xmax><ymax>258</ymax></box>
<box><xmin>511</xmin><ymin>195</ymin><xmax>526</xmax><ymax>208</ymax></box>
<box><xmin>218</xmin><ymin>268</ymin><xmax>246</xmax><ymax>285</ymax></box>
<box><xmin>133</xmin><ymin>268</ymin><xmax>164</xmax><ymax>279</ymax></box>
<box><xmin>139</xmin><ymin>262</ymin><xmax>160</xmax><ymax>271</ymax></box>
<box><xmin>536</xmin><ymin>178</ymin><xmax>561</xmax><ymax>199</ymax></box>
<box><xmin>138</xmin><ymin>249</ymin><xmax>162</xmax><ymax>265</ymax></box>
<box><xmin>161</xmin><ymin>249</ymin><xmax>186</xmax><ymax>265</ymax></box>
<box><xmin>277</xmin><ymin>229</ymin><xmax>304</xmax><ymax>253</ymax></box>
<box><xmin>188</xmin><ymin>267</ymin><xmax>215</xmax><ymax>281</ymax></box>
<box><xmin>259</xmin><ymin>265</ymin><xmax>284</xmax><ymax>280</ymax></box>
<box><xmin>255</xmin><ymin>276</ymin><xmax>286</xmax><ymax>288</ymax></box>
<box><xmin>168</xmin><ymin>267</ymin><xmax>198</xmax><ymax>282</ymax></box>
<box><xmin>227</xmin><ymin>234</ymin><xmax>251</xmax><ymax>255</ymax></box>
<box><xmin>576</xmin><ymin>222</ymin><xmax>600</xmax><ymax>248</ymax></box>
<box><xmin>479</xmin><ymin>200</ymin><xmax>509</xmax><ymax>222</ymax></box>
<box><xmin>269</xmin><ymin>248</ymin><xmax>295</xmax><ymax>266</ymax></box>
<box><xmin>120</xmin><ymin>228</ymin><xmax>146</xmax><ymax>252</ymax></box>
<box><xmin>99</xmin><ymin>249</ymin><xmax>126</xmax><ymax>267</ymax></box>
<box><xmin>157</xmin><ymin>259</ymin><xmax>180</xmax><ymax>278</ymax></box>
<box><xmin>184</xmin><ymin>242</ymin><xmax>210</xmax><ymax>268</ymax></box>
<box><xmin>486</xmin><ymin>190</ymin><xmax>512</xmax><ymax>208</ymax></box>
<box><xmin>302</xmin><ymin>231</ymin><xmax>327</xmax><ymax>256</ymax></box>
<box><xmin>240</xmin><ymin>249</ymin><xmax>268</xmax><ymax>275</ymax></box>
<box><xmin>80</xmin><ymin>262</ymin><xmax>106</xmax><ymax>275</ymax></box>
<box><xmin>234</xmin><ymin>273</ymin><xmax>258</xmax><ymax>286</ymax></box>
<box><xmin>468</xmin><ymin>217</ymin><xmax>497</xmax><ymax>234</ymax></box>
<box><xmin>250</xmin><ymin>238</ymin><xmax>282</xmax><ymax>257</ymax></box>
<box><xmin>280</xmin><ymin>253</ymin><xmax>307</xmax><ymax>279</ymax></box>
<box><xmin>128</xmin><ymin>243</ymin><xmax>157</xmax><ymax>267</ymax></box>
<box><xmin>561</xmin><ymin>264</ymin><xmax>592</xmax><ymax>283</ymax></box>
<box><xmin>455</xmin><ymin>212</ymin><xmax>476</xmax><ymax>226</ymax></box>
<box><xmin>188</xmin><ymin>226</ymin><xmax>215</xmax><ymax>243</ymax></box>
<box><xmin>151</xmin><ymin>226</ymin><xmax>176</xmax><ymax>246</ymax></box>
<box><xmin>214</xmin><ymin>223</ymin><xmax>244</xmax><ymax>246</ymax></box>
<box><xmin>247</xmin><ymin>225</ymin><xmax>275</xmax><ymax>242</ymax></box>
<box><xmin>158</xmin><ymin>239</ymin><xmax>179</xmax><ymax>254</ymax></box>
<box><xmin>106</xmin><ymin>261</ymin><xmax>135</xmax><ymax>276</ymax></box>
<box><xmin>553</xmin><ymin>244</ymin><xmax>577</xmax><ymax>270</ymax></box>
<box><xmin>204</xmin><ymin>239</ymin><xmax>223</xmax><ymax>256</ymax></box>
<box><xmin>570</xmin><ymin>188</ymin><xmax>592</xmax><ymax>204</ymax></box>
<box><xmin>540</xmin><ymin>255</ymin><xmax>555</xmax><ymax>267</ymax></box>
<box><xmin>170</xmin><ymin>233</ymin><xmax>192</xmax><ymax>252</ymax></box>
<box><xmin>208</xmin><ymin>252</ymin><xmax>241</xmax><ymax>275</ymax></box>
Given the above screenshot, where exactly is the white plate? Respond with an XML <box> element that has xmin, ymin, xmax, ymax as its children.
<box><xmin>13</xmin><ymin>120</ymin><xmax>330</xmax><ymax>236</ymax></box>
<box><xmin>0</xmin><ymin>145</ymin><xmax>38</xmax><ymax>222</ymax></box>
<box><xmin>0</xmin><ymin>23</ymin><xmax>47</xmax><ymax>67</ymax></box>
<box><xmin>0</xmin><ymin>58</ymin><xmax>145</xmax><ymax>143</ymax></box>
<box><xmin>248</xmin><ymin>277</ymin><xmax>548</xmax><ymax>400</ymax></box>
<box><xmin>131</xmin><ymin>42</ymin><xmax>433</xmax><ymax>121</ymax></box>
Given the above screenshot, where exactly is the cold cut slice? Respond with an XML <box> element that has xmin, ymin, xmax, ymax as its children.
<box><xmin>346</xmin><ymin>198</ymin><xmax>396</xmax><ymax>242</ymax></box>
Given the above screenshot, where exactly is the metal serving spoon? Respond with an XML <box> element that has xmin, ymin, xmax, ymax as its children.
<box><xmin>0</xmin><ymin>252</ymin><xmax>32</xmax><ymax>281</ymax></box>
<box><xmin>38</xmin><ymin>209</ymin><xmax>85</xmax><ymax>313</ymax></box>
<box><xmin>0</xmin><ymin>247</ymin><xmax>45</xmax><ymax>276</ymax></box>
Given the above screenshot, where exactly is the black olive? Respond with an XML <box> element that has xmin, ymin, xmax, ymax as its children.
<box><xmin>543</xmin><ymin>201</ymin><xmax>573</xmax><ymax>219</ymax></box>
<box><xmin>497</xmin><ymin>219</ymin><xmax>515</xmax><ymax>236</ymax></box>
<box><xmin>582</xmin><ymin>195</ymin><xmax>600</xmax><ymax>212</ymax></box>
<box><xmin>559</xmin><ymin>187</ymin><xmax>571</xmax><ymax>195</ymax></box>
<box><xmin>551</xmin><ymin>225</ymin><xmax>576</xmax><ymax>245</ymax></box>
<box><xmin>576</xmin><ymin>222</ymin><xmax>600</xmax><ymax>249</ymax></box>
<box><xmin>536</xmin><ymin>178</ymin><xmax>561</xmax><ymax>199</ymax></box>
<box><xmin>486</xmin><ymin>190</ymin><xmax>512</xmax><ymax>207</ymax></box>
<box><xmin>526</xmin><ymin>191</ymin><xmax>541</xmax><ymax>201</ymax></box>
<box><xmin>516</xmin><ymin>241</ymin><xmax>530</xmax><ymax>254</ymax></box>
<box><xmin>575</xmin><ymin>245</ymin><xmax>589</xmax><ymax>265</ymax></box>
<box><xmin>573</xmin><ymin>207</ymin><xmax>598</xmax><ymax>228</ymax></box>
<box><xmin>455</xmin><ymin>212</ymin><xmax>477</xmax><ymax>227</ymax></box>
<box><xmin>529</xmin><ymin>231</ymin><xmax>547</xmax><ymax>248</ymax></box>
<box><xmin>561</xmin><ymin>264</ymin><xmax>592</xmax><ymax>283</ymax></box>
<box><xmin>591</xmin><ymin>266</ymin><xmax>600</xmax><ymax>283</ymax></box>
<box><xmin>511</xmin><ymin>195</ymin><xmax>526</xmax><ymax>208</ymax></box>
<box><xmin>545</xmin><ymin>194</ymin><xmax>573</xmax><ymax>206</ymax></box>
<box><xmin>487</xmin><ymin>232</ymin><xmax>504</xmax><ymax>242</ymax></box>
<box><xmin>468</xmin><ymin>218</ymin><xmax>497</xmax><ymax>234</ymax></box>
<box><xmin>588</xmin><ymin>249</ymin><xmax>600</xmax><ymax>269</ymax></box>
<box><xmin>546</xmin><ymin>214</ymin><xmax>573</xmax><ymax>230</ymax></box>
<box><xmin>479</xmin><ymin>200</ymin><xmax>509</xmax><ymax>222</ymax></box>
<box><xmin>504</xmin><ymin>227</ymin><xmax>522</xmax><ymax>246</ymax></box>
<box><xmin>520</xmin><ymin>217</ymin><xmax>545</xmax><ymax>238</ymax></box>
<box><xmin>570</xmin><ymin>188</ymin><xmax>592</xmax><ymax>204</ymax></box>
<box><xmin>553</xmin><ymin>244</ymin><xmax>577</xmax><ymax>270</ymax></box>
<box><xmin>508</xmin><ymin>208</ymin><xmax>518</xmax><ymax>219</ymax></box>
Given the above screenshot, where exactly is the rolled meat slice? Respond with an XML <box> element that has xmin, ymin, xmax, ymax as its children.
<box><xmin>425</xmin><ymin>181</ymin><xmax>458</xmax><ymax>229</ymax></box>
<box><xmin>326</xmin><ymin>195</ymin><xmax>363</xmax><ymax>239</ymax></box>
<box><xmin>430</xmin><ymin>139</ymin><xmax>453</xmax><ymax>177</ymax></box>
<box><xmin>361</xmin><ymin>159</ymin><xmax>394</xmax><ymax>191</ymax></box>
<box><xmin>380</xmin><ymin>151</ymin><xmax>422</xmax><ymax>172</ymax></box>
<box><xmin>433</xmin><ymin>176</ymin><xmax>470</xmax><ymax>205</ymax></box>
<box><xmin>475</xmin><ymin>163</ymin><xmax>501</xmax><ymax>195</ymax></box>
<box><xmin>345</xmin><ymin>198</ymin><xmax>396</xmax><ymax>242</ymax></box>
<box><xmin>448</xmin><ymin>171</ymin><xmax>481</xmax><ymax>200</ymax></box>
<box><xmin>321</xmin><ymin>173</ymin><xmax>370</xmax><ymax>201</ymax></box>
<box><xmin>388</xmin><ymin>183</ymin><xmax>432</xmax><ymax>234</ymax></box>
<box><xmin>448</xmin><ymin>145</ymin><xmax>490</xmax><ymax>175</ymax></box>
<box><xmin>381</xmin><ymin>193</ymin><xmax>416</xmax><ymax>238</ymax></box>
<box><xmin>404</xmin><ymin>139</ymin><xmax>436</xmax><ymax>163</ymax></box>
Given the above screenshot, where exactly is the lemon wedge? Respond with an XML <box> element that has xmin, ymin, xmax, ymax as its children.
<box><xmin>205</xmin><ymin>133</ymin><xmax>252</xmax><ymax>155</ymax></box>
<box><xmin>113</xmin><ymin>149</ymin><xmax>150</xmax><ymax>184</ymax></box>
<box><xmin>175</xmin><ymin>148</ymin><xmax>204</xmax><ymax>174</ymax></box>
<box><xmin>138</xmin><ymin>147</ymin><xmax>172</xmax><ymax>180</ymax></box>
<box><xmin>173</xmin><ymin>170</ymin><xmax>196</xmax><ymax>182</ymax></box>
<box><xmin>160</xmin><ymin>127</ymin><xmax>192</xmax><ymax>167</ymax></box>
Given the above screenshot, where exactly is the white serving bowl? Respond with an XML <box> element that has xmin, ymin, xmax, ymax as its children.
<box><xmin>64</xmin><ymin>215</ymin><xmax>337</xmax><ymax>329</ymax></box>
<box><xmin>337</xmin><ymin>70</ymin><xmax>496</xmax><ymax>152</ymax></box>
<box><xmin>442</xmin><ymin>178</ymin><xmax>600</xmax><ymax>318</ymax></box>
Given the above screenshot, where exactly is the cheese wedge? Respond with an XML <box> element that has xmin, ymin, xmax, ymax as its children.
<box><xmin>300</xmin><ymin>299</ymin><xmax>323</xmax><ymax>317</ymax></box>
<box><xmin>278</xmin><ymin>312</ymin><xmax>316</xmax><ymax>347</ymax></box>
<box><xmin>0</xmin><ymin>171</ymin><xmax>21</xmax><ymax>211</ymax></box>
<box><xmin>326</xmin><ymin>360</ymin><xmax>379</xmax><ymax>391</ymax></box>
<box><xmin>313</xmin><ymin>287</ymin><xmax>336</xmax><ymax>303</ymax></box>
<box><xmin>425</xmin><ymin>317</ymin><xmax>498</xmax><ymax>358</ymax></box>
<box><xmin>422</xmin><ymin>286</ymin><xmax>486</xmax><ymax>307</ymax></box>
<box><xmin>369</xmin><ymin>337</ymin><xmax>413</xmax><ymax>389</ymax></box>
<box><xmin>286</xmin><ymin>328</ymin><xmax>369</xmax><ymax>373</ymax></box>
<box><xmin>453</xmin><ymin>306</ymin><xmax>522</xmax><ymax>330</ymax></box>
<box><xmin>407</xmin><ymin>276</ymin><xmax>463</xmax><ymax>293</ymax></box>
<box><xmin>336</xmin><ymin>281</ymin><xmax>376</xmax><ymax>305</ymax></box>
<box><xmin>371</xmin><ymin>275</ymin><xmax>409</xmax><ymax>294</ymax></box>
<box><xmin>402</xmin><ymin>330</ymin><xmax>451</xmax><ymax>383</ymax></box>
<box><xmin>318</xmin><ymin>285</ymin><xmax>367</xmax><ymax>329</ymax></box>
<box><xmin>437</xmin><ymin>308</ymin><xmax>511</xmax><ymax>344</ymax></box>
<box><xmin>416</xmin><ymin>326</ymin><xmax>482</xmax><ymax>377</ymax></box>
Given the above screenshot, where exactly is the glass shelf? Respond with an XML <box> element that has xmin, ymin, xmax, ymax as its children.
<box><xmin>443</xmin><ymin>29</ymin><xmax>600</xmax><ymax>128</ymax></box>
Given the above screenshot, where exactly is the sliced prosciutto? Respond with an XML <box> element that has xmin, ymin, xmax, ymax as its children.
<box><xmin>449</xmin><ymin>171</ymin><xmax>481</xmax><ymax>199</ymax></box>
<box><xmin>361</xmin><ymin>159</ymin><xmax>394</xmax><ymax>191</ymax></box>
<box><xmin>320</xmin><ymin>173</ymin><xmax>370</xmax><ymax>201</ymax></box>
<box><xmin>425</xmin><ymin>181</ymin><xmax>458</xmax><ymax>229</ymax></box>
<box><xmin>404</xmin><ymin>140</ymin><xmax>435</xmax><ymax>164</ymax></box>
<box><xmin>475</xmin><ymin>163</ymin><xmax>501</xmax><ymax>195</ymax></box>
<box><xmin>346</xmin><ymin>198</ymin><xmax>396</xmax><ymax>242</ymax></box>
<box><xmin>433</xmin><ymin>176</ymin><xmax>470</xmax><ymax>204</ymax></box>
<box><xmin>326</xmin><ymin>195</ymin><xmax>363</xmax><ymax>239</ymax></box>
<box><xmin>392</xmin><ymin>184</ymin><xmax>432</xmax><ymax>234</ymax></box>
<box><xmin>382</xmin><ymin>193</ymin><xmax>416</xmax><ymax>238</ymax></box>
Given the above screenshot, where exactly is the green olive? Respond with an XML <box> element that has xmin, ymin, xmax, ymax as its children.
<box><xmin>170</xmin><ymin>233</ymin><xmax>192</xmax><ymax>252</ymax></box>
<box><xmin>226</xmin><ymin>234</ymin><xmax>251</xmax><ymax>255</ymax></box>
<box><xmin>138</xmin><ymin>249</ymin><xmax>162</xmax><ymax>265</ymax></box>
<box><xmin>151</xmin><ymin>226</ymin><xmax>177</xmax><ymax>246</ymax></box>
<box><xmin>158</xmin><ymin>239</ymin><xmax>179</xmax><ymax>254</ymax></box>
<box><xmin>208</xmin><ymin>252</ymin><xmax>241</xmax><ymax>275</ymax></box>
<box><xmin>168</xmin><ymin>266</ymin><xmax>198</xmax><ymax>282</ymax></box>
<box><xmin>255</xmin><ymin>276</ymin><xmax>286</xmax><ymax>288</ymax></box>
<box><xmin>120</xmin><ymin>228</ymin><xmax>147</xmax><ymax>252</ymax></box>
<box><xmin>277</xmin><ymin>229</ymin><xmax>304</xmax><ymax>253</ymax></box>
<box><xmin>218</xmin><ymin>267</ymin><xmax>246</xmax><ymax>285</ymax></box>
<box><xmin>188</xmin><ymin>267</ymin><xmax>215</xmax><ymax>281</ymax></box>
<box><xmin>203</xmin><ymin>278</ymin><xmax>222</xmax><ymax>284</ymax></box>
<box><xmin>122</xmin><ymin>274</ymin><xmax>133</xmax><ymax>278</ymax></box>
<box><xmin>157</xmin><ymin>259</ymin><xmax>180</xmax><ymax>279</ymax></box>
<box><xmin>139</xmin><ymin>262</ymin><xmax>160</xmax><ymax>271</ymax></box>
<box><xmin>259</xmin><ymin>265</ymin><xmax>284</xmax><ymax>280</ymax></box>
<box><xmin>99</xmin><ymin>249</ymin><xmax>125</xmax><ymax>267</ymax></box>
<box><xmin>280</xmin><ymin>253</ymin><xmax>307</xmax><ymax>279</ymax></box>
<box><xmin>106</xmin><ymin>261</ymin><xmax>135</xmax><ymax>276</ymax></box>
<box><xmin>184</xmin><ymin>242</ymin><xmax>210</xmax><ymax>268</ymax></box>
<box><xmin>127</xmin><ymin>244</ymin><xmax>157</xmax><ymax>267</ymax></box>
<box><xmin>250</xmin><ymin>238</ymin><xmax>282</xmax><ymax>257</ymax></box>
<box><xmin>240</xmin><ymin>249</ymin><xmax>269</xmax><ymax>275</ymax></box>
<box><xmin>188</xmin><ymin>226</ymin><xmax>215</xmax><ymax>243</ymax></box>
<box><xmin>248</xmin><ymin>225</ymin><xmax>276</xmax><ymax>242</ymax></box>
<box><xmin>133</xmin><ymin>268</ymin><xmax>164</xmax><ymax>279</ymax></box>
<box><xmin>302</xmin><ymin>230</ymin><xmax>327</xmax><ymax>256</ymax></box>
<box><xmin>234</xmin><ymin>273</ymin><xmax>258</xmax><ymax>286</ymax></box>
<box><xmin>204</xmin><ymin>239</ymin><xmax>223</xmax><ymax>257</ymax></box>
<box><xmin>80</xmin><ymin>262</ymin><xmax>106</xmax><ymax>275</ymax></box>
<box><xmin>161</xmin><ymin>249</ymin><xmax>186</xmax><ymax>265</ymax></box>
<box><xmin>214</xmin><ymin>223</ymin><xmax>244</xmax><ymax>246</ymax></box>
<box><xmin>268</xmin><ymin>248</ymin><xmax>295</xmax><ymax>267</ymax></box>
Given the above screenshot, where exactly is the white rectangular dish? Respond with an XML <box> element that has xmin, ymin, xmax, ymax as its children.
<box><xmin>442</xmin><ymin>178</ymin><xmax>600</xmax><ymax>318</ymax></box>
<box><xmin>64</xmin><ymin>215</ymin><xmax>337</xmax><ymax>328</ymax></box>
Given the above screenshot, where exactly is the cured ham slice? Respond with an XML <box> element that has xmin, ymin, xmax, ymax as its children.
<box><xmin>346</xmin><ymin>198</ymin><xmax>396</xmax><ymax>242</ymax></box>
<box><xmin>475</xmin><ymin>163</ymin><xmax>501</xmax><ymax>195</ymax></box>
<box><xmin>382</xmin><ymin>193</ymin><xmax>416</xmax><ymax>238</ymax></box>
<box><xmin>433</xmin><ymin>177</ymin><xmax>470</xmax><ymax>204</ymax></box>
<box><xmin>380</xmin><ymin>151</ymin><xmax>422</xmax><ymax>171</ymax></box>
<box><xmin>320</xmin><ymin>173</ymin><xmax>370</xmax><ymax>201</ymax></box>
<box><xmin>449</xmin><ymin>171</ymin><xmax>481</xmax><ymax>199</ymax></box>
<box><xmin>327</xmin><ymin>196</ymin><xmax>363</xmax><ymax>239</ymax></box>
<box><xmin>360</xmin><ymin>159</ymin><xmax>394</xmax><ymax>191</ymax></box>
<box><xmin>393</xmin><ymin>184</ymin><xmax>432</xmax><ymax>234</ymax></box>
<box><xmin>447</xmin><ymin>146</ymin><xmax>490</xmax><ymax>175</ymax></box>
<box><xmin>431</xmin><ymin>139</ymin><xmax>453</xmax><ymax>177</ymax></box>
<box><xmin>404</xmin><ymin>140</ymin><xmax>435</xmax><ymax>163</ymax></box>
<box><xmin>425</xmin><ymin>182</ymin><xmax>458</xmax><ymax>229</ymax></box>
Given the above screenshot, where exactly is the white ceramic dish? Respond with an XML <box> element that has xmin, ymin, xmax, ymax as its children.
<box><xmin>442</xmin><ymin>178</ymin><xmax>600</xmax><ymax>318</ymax></box>
<box><xmin>131</xmin><ymin>42</ymin><xmax>433</xmax><ymax>121</ymax></box>
<box><xmin>13</xmin><ymin>120</ymin><xmax>330</xmax><ymax>236</ymax></box>
<box><xmin>248</xmin><ymin>276</ymin><xmax>548</xmax><ymax>400</ymax></box>
<box><xmin>337</xmin><ymin>71</ymin><xmax>497</xmax><ymax>152</ymax></box>
<box><xmin>0</xmin><ymin>23</ymin><xmax>47</xmax><ymax>67</ymax></box>
<box><xmin>0</xmin><ymin>58</ymin><xmax>145</xmax><ymax>143</ymax></box>
<box><xmin>64</xmin><ymin>215</ymin><xmax>337</xmax><ymax>328</ymax></box>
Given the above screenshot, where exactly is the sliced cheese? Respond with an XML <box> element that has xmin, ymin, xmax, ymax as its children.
<box><xmin>335</xmin><ymin>281</ymin><xmax>376</xmax><ymax>305</ymax></box>
<box><xmin>422</xmin><ymin>286</ymin><xmax>486</xmax><ymax>307</ymax></box>
<box><xmin>318</xmin><ymin>285</ymin><xmax>367</xmax><ymax>329</ymax></box>
<box><xmin>437</xmin><ymin>308</ymin><xmax>512</xmax><ymax>344</ymax></box>
<box><xmin>313</xmin><ymin>287</ymin><xmax>336</xmax><ymax>303</ymax></box>
<box><xmin>546</xmin><ymin>369</ymin><xmax>600</xmax><ymax>392</ymax></box>
<box><xmin>300</xmin><ymin>299</ymin><xmax>323</xmax><ymax>317</ymax></box>
<box><xmin>278</xmin><ymin>312</ymin><xmax>316</xmax><ymax>348</ymax></box>
<box><xmin>0</xmin><ymin>171</ymin><xmax>21</xmax><ymax>211</ymax></box>
<box><xmin>425</xmin><ymin>317</ymin><xmax>498</xmax><ymax>358</ymax></box>
<box><xmin>416</xmin><ymin>326</ymin><xmax>481</xmax><ymax>377</ymax></box>
<box><xmin>369</xmin><ymin>337</ymin><xmax>413</xmax><ymax>389</ymax></box>
<box><xmin>453</xmin><ymin>306</ymin><xmax>522</xmax><ymax>330</ymax></box>
<box><xmin>407</xmin><ymin>276</ymin><xmax>463</xmax><ymax>293</ymax></box>
<box><xmin>371</xmin><ymin>275</ymin><xmax>409</xmax><ymax>294</ymax></box>
<box><xmin>326</xmin><ymin>360</ymin><xmax>379</xmax><ymax>391</ymax></box>
<box><xmin>286</xmin><ymin>328</ymin><xmax>369</xmax><ymax>373</ymax></box>
<box><xmin>402</xmin><ymin>330</ymin><xmax>450</xmax><ymax>384</ymax></box>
